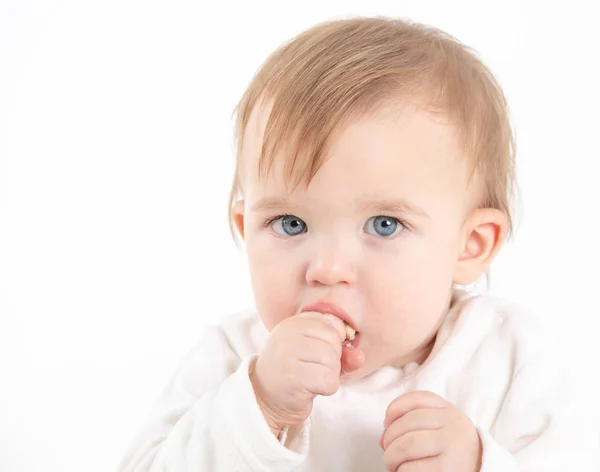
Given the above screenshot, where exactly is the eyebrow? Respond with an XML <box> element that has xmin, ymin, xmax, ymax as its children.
<box><xmin>358</xmin><ymin>199</ymin><xmax>430</xmax><ymax>219</ymax></box>
<box><xmin>251</xmin><ymin>196</ymin><xmax>430</xmax><ymax>219</ymax></box>
<box><xmin>250</xmin><ymin>196</ymin><xmax>292</xmax><ymax>213</ymax></box>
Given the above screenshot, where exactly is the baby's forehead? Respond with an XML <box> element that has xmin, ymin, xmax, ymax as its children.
<box><xmin>241</xmin><ymin>100</ymin><xmax>470</xmax><ymax>197</ymax></box>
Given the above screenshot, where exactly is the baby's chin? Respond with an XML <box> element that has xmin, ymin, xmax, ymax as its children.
<box><xmin>340</xmin><ymin>360</ymin><xmax>388</xmax><ymax>382</ymax></box>
<box><xmin>340</xmin><ymin>351</ymin><xmax>425</xmax><ymax>384</ymax></box>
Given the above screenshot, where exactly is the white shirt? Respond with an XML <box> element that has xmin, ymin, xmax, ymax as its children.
<box><xmin>117</xmin><ymin>293</ymin><xmax>599</xmax><ymax>471</ymax></box>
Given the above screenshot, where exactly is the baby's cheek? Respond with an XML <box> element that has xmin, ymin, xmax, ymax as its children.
<box><xmin>257</xmin><ymin>304</ymin><xmax>292</xmax><ymax>331</ymax></box>
<box><xmin>366</xmin><ymin>280</ymin><xmax>440</xmax><ymax>350</ymax></box>
<box><xmin>248</xmin><ymin>254</ymin><xmax>298</xmax><ymax>332</ymax></box>
<box><xmin>252</xmin><ymin>281</ymin><xmax>291</xmax><ymax>331</ymax></box>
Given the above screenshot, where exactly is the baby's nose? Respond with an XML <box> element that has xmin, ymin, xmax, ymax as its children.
<box><xmin>305</xmin><ymin>240</ymin><xmax>358</xmax><ymax>286</ymax></box>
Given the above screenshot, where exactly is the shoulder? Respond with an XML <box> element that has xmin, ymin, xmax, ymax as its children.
<box><xmin>161</xmin><ymin>309</ymin><xmax>267</xmax><ymax>396</ymax></box>
<box><xmin>206</xmin><ymin>308</ymin><xmax>269</xmax><ymax>360</ymax></box>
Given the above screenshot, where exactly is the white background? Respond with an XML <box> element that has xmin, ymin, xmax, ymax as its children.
<box><xmin>1</xmin><ymin>1</ymin><xmax>599</xmax><ymax>470</ymax></box>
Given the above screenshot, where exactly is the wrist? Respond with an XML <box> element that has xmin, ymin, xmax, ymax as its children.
<box><xmin>249</xmin><ymin>359</ymin><xmax>283</xmax><ymax>438</ymax></box>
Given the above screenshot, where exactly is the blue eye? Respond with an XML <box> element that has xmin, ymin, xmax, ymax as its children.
<box><xmin>271</xmin><ymin>215</ymin><xmax>307</xmax><ymax>236</ymax></box>
<box><xmin>364</xmin><ymin>215</ymin><xmax>404</xmax><ymax>237</ymax></box>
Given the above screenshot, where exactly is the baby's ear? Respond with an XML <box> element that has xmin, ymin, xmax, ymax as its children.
<box><xmin>453</xmin><ymin>208</ymin><xmax>508</xmax><ymax>285</ymax></box>
<box><xmin>232</xmin><ymin>200</ymin><xmax>245</xmax><ymax>240</ymax></box>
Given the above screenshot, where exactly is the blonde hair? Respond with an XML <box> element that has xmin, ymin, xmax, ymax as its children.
<box><xmin>229</xmin><ymin>16</ymin><xmax>516</xmax><ymax>238</ymax></box>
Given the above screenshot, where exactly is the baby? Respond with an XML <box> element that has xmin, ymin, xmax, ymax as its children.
<box><xmin>118</xmin><ymin>17</ymin><xmax>596</xmax><ymax>471</ymax></box>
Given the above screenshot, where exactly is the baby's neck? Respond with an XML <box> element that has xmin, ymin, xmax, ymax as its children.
<box><xmin>397</xmin><ymin>335</ymin><xmax>437</xmax><ymax>368</ymax></box>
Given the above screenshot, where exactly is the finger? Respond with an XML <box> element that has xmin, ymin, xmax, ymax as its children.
<box><xmin>292</xmin><ymin>313</ymin><xmax>344</xmax><ymax>356</ymax></box>
<box><xmin>396</xmin><ymin>455</ymin><xmax>443</xmax><ymax>472</ymax></box>
<box><xmin>299</xmin><ymin>325</ymin><xmax>343</xmax><ymax>358</ymax></box>
<box><xmin>383</xmin><ymin>430</ymin><xmax>441</xmax><ymax>472</ymax></box>
<box><xmin>382</xmin><ymin>408</ymin><xmax>445</xmax><ymax>450</ymax></box>
<box><xmin>341</xmin><ymin>345</ymin><xmax>365</xmax><ymax>373</ymax></box>
<box><xmin>297</xmin><ymin>360</ymin><xmax>340</xmax><ymax>397</ymax></box>
<box><xmin>297</xmin><ymin>312</ymin><xmax>346</xmax><ymax>343</ymax></box>
<box><xmin>384</xmin><ymin>391</ymin><xmax>448</xmax><ymax>429</ymax></box>
<box><xmin>321</xmin><ymin>313</ymin><xmax>347</xmax><ymax>343</ymax></box>
<box><xmin>297</xmin><ymin>337</ymin><xmax>341</xmax><ymax>371</ymax></box>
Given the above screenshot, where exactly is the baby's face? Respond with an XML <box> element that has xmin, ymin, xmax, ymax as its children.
<box><xmin>236</xmin><ymin>103</ymin><xmax>478</xmax><ymax>379</ymax></box>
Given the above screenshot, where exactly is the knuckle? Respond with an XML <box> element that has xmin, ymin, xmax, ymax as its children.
<box><xmin>439</xmin><ymin>454</ymin><xmax>453</xmax><ymax>472</ymax></box>
<box><xmin>397</xmin><ymin>463</ymin><xmax>415</xmax><ymax>472</ymax></box>
<box><xmin>283</xmin><ymin>373</ymin><xmax>301</xmax><ymax>397</ymax></box>
<box><xmin>385</xmin><ymin>404</ymin><xmax>402</xmax><ymax>422</ymax></box>
<box><xmin>383</xmin><ymin>439</ymin><xmax>409</xmax><ymax>471</ymax></box>
<box><xmin>385</xmin><ymin>398</ymin><xmax>400</xmax><ymax>418</ymax></box>
<box><xmin>276</xmin><ymin>316</ymin><xmax>298</xmax><ymax>334</ymax></box>
<box><xmin>383</xmin><ymin>450</ymin><xmax>400</xmax><ymax>472</ymax></box>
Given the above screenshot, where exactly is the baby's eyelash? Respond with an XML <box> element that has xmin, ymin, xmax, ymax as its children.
<box><xmin>391</xmin><ymin>216</ymin><xmax>411</xmax><ymax>231</ymax></box>
<box><xmin>262</xmin><ymin>214</ymin><xmax>294</xmax><ymax>227</ymax></box>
